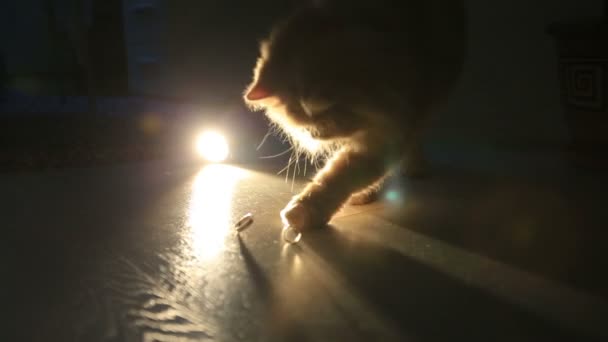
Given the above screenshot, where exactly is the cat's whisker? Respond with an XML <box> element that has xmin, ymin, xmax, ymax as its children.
<box><xmin>256</xmin><ymin>130</ymin><xmax>273</xmax><ymax>151</ymax></box>
<box><xmin>285</xmin><ymin>156</ymin><xmax>292</xmax><ymax>182</ymax></box>
<box><xmin>291</xmin><ymin>158</ymin><xmax>298</xmax><ymax>191</ymax></box>
<box><xmin>276</xmin><ymin>150</ymin><xmax>305</xmax><ymax>177</ymax></box>
<box><xmin>276</xmin><ymin>157</ymin><xmax>293</xmax><ymax>176</ymax></box>
<box><xmin>296</xmin><ymin>152</ymin><xmax>303</xmax><ymax>176</ymax></box>
<box><xmin>314</xmin><ymin>155</ymin><xmax>322</xmax><ymax>171</ymax></box>
<box><xmin>259</xmin><ymin>146</ymin><xmax>293</xmax><ymax>159</ymax></box>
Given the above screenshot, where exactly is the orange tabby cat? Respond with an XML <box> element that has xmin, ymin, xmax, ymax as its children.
<box><xmin>244</xmin><ymin>0</ymin><xmax>467</xmax><ymax>231</ymax></box>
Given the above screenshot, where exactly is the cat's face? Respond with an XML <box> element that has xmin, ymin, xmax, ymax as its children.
<box><xmin>244</xmin><ymin>40</ymin><xmax>312</xmax><ymax>128</ymax></box>
<box><xmin>243</xmin><ymin>10</ymin><xmax>364</xmax><ymax>145</ymax></box>
<box><xmin>244</xmin><ymin>0</ymin><xmax>467</xmax><ymax>153</ymax></box>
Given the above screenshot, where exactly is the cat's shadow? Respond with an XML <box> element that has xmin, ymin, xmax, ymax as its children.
<box><xmin>296</xmin><ymin>225</ymin><xmax>590</xmax><ymax>342</ymax></box>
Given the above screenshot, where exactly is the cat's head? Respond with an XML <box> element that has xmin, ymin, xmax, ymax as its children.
<box><xmin>243</xmin><ymin>7</ymin><xmax>366</xmax><ymax>152</ymax></box>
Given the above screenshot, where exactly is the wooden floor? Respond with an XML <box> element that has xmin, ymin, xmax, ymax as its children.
<box><xmin>7</xmin><ymin>148</ymin><xmax>608</xmax><ymax>341</ymax></box>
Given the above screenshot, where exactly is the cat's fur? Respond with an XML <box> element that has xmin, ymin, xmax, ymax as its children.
<box><xmin>244</xmin><ymin>0</ymin><xmax>467</xmax><ymax>231</ymax></box>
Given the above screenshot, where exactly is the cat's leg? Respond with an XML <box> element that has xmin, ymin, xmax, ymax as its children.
<box><xmin>280</xmin><ymin>147</ymin><xmax>388</xmax><ymax>231</ymax></box>
<box><xmin>347</xmin><ymin>182</ymin><xmax>382</xmax><ymax>205</ymax></box>
<box><xmin>347</xmin><ymin>172</ymin><xmax>390</xmax><ymax>205</ymax></box>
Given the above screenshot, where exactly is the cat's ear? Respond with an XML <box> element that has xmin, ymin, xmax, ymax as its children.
<box><xmin>245</xmin><ymin>84</ymin><xmax>272</xmax><ymax>101</ymax></box>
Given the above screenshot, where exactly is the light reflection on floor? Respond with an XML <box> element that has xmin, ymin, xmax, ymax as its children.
<box><xmin>175</xmin><ymin>161</ymin><xmax>607</xmax><ymax>340</ymax></box>
<box><xmin>187</xmin><ymin>164</ymin><xmax>247</xmax><ymax>261</ymax></box>
<box><xmin>9</xmin><ymin>155</ymin><xmax>607</xmax><ymax>340</ymax></box>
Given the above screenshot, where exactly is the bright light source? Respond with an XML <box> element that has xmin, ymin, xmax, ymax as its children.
<box><xmin>196</xmin><ymin>131</ymin><xmax>229</xmax><ymax>162</ymax></box>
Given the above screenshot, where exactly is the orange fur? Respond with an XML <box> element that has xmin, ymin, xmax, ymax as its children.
<box><xmin>244</xmin><ymin>0</ymin><xmax>467</xmax><ymax>230</ymax></box>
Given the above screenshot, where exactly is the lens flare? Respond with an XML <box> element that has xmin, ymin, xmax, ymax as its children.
<box><xmin>196</xmin><ymin>131</ymin><xmax>229</xmax><ymax>162</ymax></box>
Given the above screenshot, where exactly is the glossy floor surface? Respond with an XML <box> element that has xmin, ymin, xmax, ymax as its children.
<box><xmin>7</xmin><ymin>148</ymin><xmax>608</xmax><ymax>341</ymax></box>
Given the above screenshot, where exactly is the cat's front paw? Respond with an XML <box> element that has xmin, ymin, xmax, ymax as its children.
<box><xmin>280</xmin><ymin>199</ymin><xmax>321</xmax><ymax>231</ymax></box>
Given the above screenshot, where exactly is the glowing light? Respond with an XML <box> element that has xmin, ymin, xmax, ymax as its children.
<box><xmin>385</xmin><ymin>190</ymin><xmax>400</xmax><ymax>202</ymax></box>
<box><xmin>196</xmin><ymin>131</ymin><xmax>229</xmax><ymax>162</ymax></box>
<box><xmin>188</xmin><ymin>164</ymin><xmax>247</xmax><ymax>261</ymax></box>
<box><xmin>385</xmin><ymin>189</ymin><xmax>405</xmax><ymax>204</ymax></box>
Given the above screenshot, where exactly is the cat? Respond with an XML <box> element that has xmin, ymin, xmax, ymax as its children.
<box><xmin>244</xmin><ymin>0</ymin><xmax>467</xmax><ymax>231</ymax></box>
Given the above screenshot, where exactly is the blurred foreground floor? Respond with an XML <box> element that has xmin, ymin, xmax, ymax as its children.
<box><xmin>6</xmin><ymin>148</ymin><xmax>608</xmax><ymax>341</ymax></box>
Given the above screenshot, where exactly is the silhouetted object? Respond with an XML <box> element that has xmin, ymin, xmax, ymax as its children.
<box><xmin>48</xmin><ymin>0</ymin><xmax>128</xmax><ymax>112</ymax></box>
<box><xmin>63</xmin><ymin>0</ymin><xmax>96</xmax><ymax>113</ymax></box>
<box><xmin>122</xmin><ymin>0</ymin><xmax>164</xmax><ymax>95</ymax></box>
<box><xmin>0</xmin><ymin>52</ymin><xmax>7</xmax><ymax>102</ymax></box>
<box><xmin>548</xmin><ymin>1</ymin><xmax>608</xmax><ymax>169</ymax></box>
<box><xmin>88</xmin><ymin>0</ymin><xmax>129</xmax><ymax>95</ymax></box>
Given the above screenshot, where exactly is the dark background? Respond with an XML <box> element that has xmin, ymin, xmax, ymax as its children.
<box><xmin>0</xmin><ymin>0</ymin><xmax>605</xmax><ymax>169</ymax></box>
<box><xmin>4</xmin><ymin>2</ymin><xmax>608</xmax><ymax>341</ymax></box>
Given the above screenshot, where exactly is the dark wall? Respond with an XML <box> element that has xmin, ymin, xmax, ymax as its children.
<box><xmin>162</xmin><ymin>1</ymin><xmax>293</xmax><ymax>105</ymax></box>
<box><xmin>2</xmin><ymin>0</ymin><xmax>603</xmax><ymax>146</ymax></box>
<box><xmin>432</xmin><ymin>0</ymin><xmax>604</xmax><ymax>146</ymax></box>
<box><xmin>0</xmin><ymin>0</ymin><xmax>127</xmax><ymax>95</ymax></box>
<box><xmin>160</xmin><ymin>0</ymin><xmax>604</xmax><ymax>146</ymax></box>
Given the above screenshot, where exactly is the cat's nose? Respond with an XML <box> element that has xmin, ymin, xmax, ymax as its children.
<box><xmin>245</xmin><ymin>84</ymin><xmax>271</xmax><ymax>101</ymax></box>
